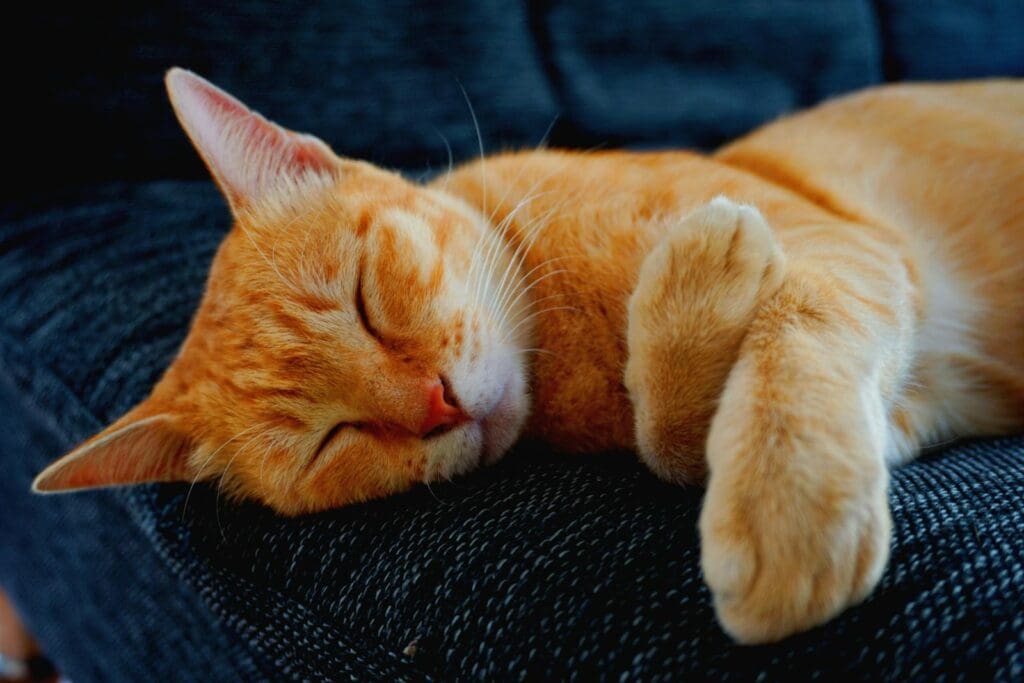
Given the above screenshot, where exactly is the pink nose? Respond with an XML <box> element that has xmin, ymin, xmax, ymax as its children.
<box><xmin>419</xmin><ymin>379</ymin><xmax>470</xmax><ymax>437</ymax></box>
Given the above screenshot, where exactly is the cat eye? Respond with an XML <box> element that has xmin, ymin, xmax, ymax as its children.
<box><xmin>355</xmin><ymin>269</ymin><xmax>383</xmax><ymax>342</ymax></box>
<box><xmin>314</xmin><ymin>421</ymin><xmax>353</xmax><ymax>459</ymax></box>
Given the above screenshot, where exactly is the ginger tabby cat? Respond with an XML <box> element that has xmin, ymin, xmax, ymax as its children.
<box><xmin>33</xmin><ymin>69</ymin><xmax>1024</xmax><ymax>643</ymax></box>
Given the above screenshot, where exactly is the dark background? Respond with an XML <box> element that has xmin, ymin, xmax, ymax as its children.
<box><xmin>6</xmin><ymin>1</ymin><xmax>1024</xmax><ymax>195</ymax></box>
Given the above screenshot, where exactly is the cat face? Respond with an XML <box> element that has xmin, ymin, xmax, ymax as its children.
<box><xmin>33</xmin><ymin>69</ymin><xmax>531</xmax><ymax>514</ymax></box>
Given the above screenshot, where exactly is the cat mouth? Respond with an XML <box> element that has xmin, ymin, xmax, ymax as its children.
<box><xmin>422</xmin><ymin>418</ymin><xmax>471</xmax><ymax>440</ymax></box>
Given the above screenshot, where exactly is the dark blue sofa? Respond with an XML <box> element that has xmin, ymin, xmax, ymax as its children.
<box><xmin>2</xmin><ymin>3</ymin><xmax>1022</xmax><ymax>680</ymax></box>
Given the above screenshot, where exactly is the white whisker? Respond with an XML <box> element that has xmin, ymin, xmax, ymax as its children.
<box><xmin>504</xmin><ymin>305</ymin><xmax>580</xmax><ymax>343</ymax></box>
<box><xmin>490</xmin><ymin>206</ymin><xmax>578</xmax><ymax>319</ymax></box>
<box><xmin>478</xmin><ymin>192</ymin><xmax>550</xmax><ymax>315</ymax></box>
<box><xmin>468</xmin><ymin>153</ymin><xmax>587</xmax><ymax>329</ymax></box>
<box><xmin>471</xmin><ymin>191</ymin><xmax>546</xmax><ymax>315</ymax></box>
<box><xmin>457</xmin><ymin>80</ymin><xmax>487</xmax><ymax>218</ymax></box>
<box><xmin>501</xmin><ymin>268</ymin><xmax>572</xmax><ymax>320</ymax></box>
<box><xmin>181</xmin><ymin>422</ymin><xmax>265</xmax><ymax>520</ymax></box>
<box><xmin>432</xmin><ymin>127</ymin><xmax>455</xmax><ymax>190</ymax></box>
<box><xmin>536</xmin><ymin>114</ymin><xmax>560</xmax><ymax>150</ymax></box>
<box><xmin>212</xmin><ymin>428</ymin><xmax>268</xmax><ymax>541</ymax></box>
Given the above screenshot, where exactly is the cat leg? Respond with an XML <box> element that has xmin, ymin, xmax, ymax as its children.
<box><xmin>698</xmin><ymin>225</ymin><xmax>919</xmax><ymax>643</ymax></box>
<box><xmin>625</xmin><ymin>196</ymin><xmax>785</xmax><ymax>484</ymax></box>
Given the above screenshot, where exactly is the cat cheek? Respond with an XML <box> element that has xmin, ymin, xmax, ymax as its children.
<box><xmin>389</xmin><ymin>440</ymin><xmax>428</xmax><ymax>483</ymax></box>
<box><xmin>422</xmin><ymin>424</ymin><xmax>487</xmax><ymax>482</ymax></box>
<box><xmin>288</xmin><ymin>437</ymin><xmax>421</xmax><ymax>511</ymax></box>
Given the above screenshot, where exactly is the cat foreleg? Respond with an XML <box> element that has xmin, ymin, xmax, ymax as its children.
<box><xmin>698</xmin><ymin>218</ymin><xmax>918</xmax><ymax>643</ymax></box>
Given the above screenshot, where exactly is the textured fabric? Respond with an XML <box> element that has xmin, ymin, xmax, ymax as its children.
<box><xmin>0</xmin><ymin>343</ymin><xmax>269</xmax><ymax>682</ymax></box>
<box><xmin>874</xmin><ymin>0</ymin><xmax>1024</xmax><ymax>79</ymax></box>
<box><xmin>2</xmin><ymin>1</ymin><xmax>1024</xmax><ymax>680</ymax></box>
<box><xmin>142</xmin><ymin>440</ymin><xmax>1024</xmax><ymax>681</ymax></box>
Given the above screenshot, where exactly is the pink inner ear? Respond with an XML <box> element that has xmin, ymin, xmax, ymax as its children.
<box><xmin>33</xmin><ymin>415</ymin><xmax>192</xmax><ymax>492</ymax></box>
<box><xmin>166</xmin><ymin>68</ymin><xmax>336</xmax><ymax>210</ymax></box>
<box><xmin>48</xmin><ymin>447</ymin><xmax>171</xmax><ymax>490</ymax></box>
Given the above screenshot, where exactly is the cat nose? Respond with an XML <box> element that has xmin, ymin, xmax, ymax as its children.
<box><xmin>418</xmin><ymin>377</ymin><xmax>470</xmax><ymax>437</ymax></box>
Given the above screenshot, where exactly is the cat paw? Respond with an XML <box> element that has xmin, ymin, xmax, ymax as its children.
<box><xmin>698</xmin><ymin>437</ymin><xmax>891</xmax><ymax>644</ymax></box>
<box><xmin>625</xmin><ymin>196</ymin><xmax>785</xmax><ymax>484</ymax></box>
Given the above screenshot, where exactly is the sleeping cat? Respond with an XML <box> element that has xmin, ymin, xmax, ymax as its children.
<box><xmin>33</xmin><ymin>69</ymin><xmax>1024</xmax><ymax>643</ymax></box>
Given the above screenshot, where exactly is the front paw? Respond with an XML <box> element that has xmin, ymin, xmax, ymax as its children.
<box><xmin>626</xmin><ymin>196</ymin><xmax>785</xmax><ymax>484</ymax></box>
<box><xmin>698</xmin><ymin>450</ymin><xmax>891</xmax><ymax>644</ymax></box>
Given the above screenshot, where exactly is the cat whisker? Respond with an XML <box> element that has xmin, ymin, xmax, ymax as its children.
<box><xmin>433</xmin><ymin>127</ymin><xmax>455</xmax><ymax>190</ymax></box>
<box><xmin>424</xmin><ymin>480</ymin><xmax>445</xmax><ymax>505</ymax></box>
<box><xmin>487</xmin><ymin>214</ymin><xmax>577</xmax><ymax>317</ymax></box>
<box><xmin>501</xmin><ymin>257</ymin><xmax>578</xmax><ymax>317</ymax></box>
<box><xmin>536</xmin><ymin>113</ymin><xmax>560</xmax><ymax>150</ymax></box>
<box><xmin>471</xmin><ymin>156</ymin><xmax>582</xmax><ymax>309</ymax></box>
<box><xmin>470</xmin><ymin>208</ymin><xmax>513</xmax><ymax>312</ymax></box>
<box><xmin>212</xmin><ymin>429</ymin><xmax>270</xmax><ymax>541</ymax></box>
<box><xmin>482</xmin><ymin>152</ymin><xmax>534</xmax><ymax>227</ymax></box>
<box><xmin>499</xmin><ymin>267</ymin><xmax>572</xmax><ymax>324</ymax></box>
<box><xmin>506</xmin><ymin>291</ymin><xmax>571</xmax><ymax>320</ymax></box>
<box><xmin>486</xmin><ymin>186</ymin><xmax>591</xmax><ymax>327</ymax></box>
<box><xmin>484</xmin><ymin>141</ymin><xmax>574</xmax><ymax>227</ymax></box>
<box><xmin>481</xmin><ymin>196</ymin><xmax>575</xmax><ymax>329</ymax></box>
<box><xmin>181</xmin><ymin>422</ymin><xmax>265</xmax><ymax>520</ymax></box>
<box><xmin>470</xmin><ymin>154</ymin><xmax>586</xmax><ymax>316</ymax></box>
<box><xmin>464</xmin><ymin>224</ymin><xmax>488</xmax><ymax>301</ymax></box>
<box><xmin>481</xmin><ymin>195</ymin><xmax>555</xmax><ymax>317</ymax></box>
<box><xmin>414</xmin><ymin>164</ymin><xmax>436</xmax><ymax>184</ymax></box>
<box><xmin>457</xmin><ymin>79</ymin><xmax>488</xmax><ymax>219</ymax></box>
<box><xmin>469</xmin><ymin>194</ymin><xmax>524</xmax><ymax>311</ymax></box>
<box><xmin>503</xmin><ymin>305</ymin><xmax>581</xmax><ymax>344</ymax></box>
<box><xmin>478</xmin><ymin>112</ymin><xmax>559</xmax><ymax>227</ymax></box>
<box><xmin>488</xmin><ymin>200</ymin><xmax>560</xmax><ymax>311</ymax></box>
<box><xmin>471</xmin><ymin>191</ymin><xmax>549</xmax><ymax>314</ymax></box>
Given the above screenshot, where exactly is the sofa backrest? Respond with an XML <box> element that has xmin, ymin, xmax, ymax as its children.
<box><xmin>8</xmin><ymin>1</ymin><xmax>1022</xmax><ymax>193</ymax></box>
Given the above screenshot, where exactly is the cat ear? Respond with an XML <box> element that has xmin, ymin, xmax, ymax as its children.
<box><xmin>32</xmin><ymin>413</ymin><xmax>194</xmax><ymax>493</ymax></box>
<box><xmin>165</xmin><ymin>67</ymin><xmax>339</xmax><ymax>214</ymax></box>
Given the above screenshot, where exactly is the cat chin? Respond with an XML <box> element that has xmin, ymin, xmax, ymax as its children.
<box><xmin>479</xmin><ymin>372</ymin><xmax>529</xmax><ymax>466</ymax></box>
<box><xmin>423</xmin><ymin>423</ymin><xmax>485</xmax><ymax>482</ymax></box>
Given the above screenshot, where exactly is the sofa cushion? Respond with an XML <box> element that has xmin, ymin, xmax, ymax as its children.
<box><xmin>16</xmin><ymin>0</ymin><xmax>1005</xmax><ymax>195</ymax></box>
<box><xmin>2</xmin><ymin>182</ymin><xmax>1022</xmax><ymax>681</ymax></box>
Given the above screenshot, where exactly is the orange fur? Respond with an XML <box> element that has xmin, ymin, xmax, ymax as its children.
<box><xmin>34</xmin><ymin>72</ymin><xmax>1024</xmax><ymax>642</ymax></box>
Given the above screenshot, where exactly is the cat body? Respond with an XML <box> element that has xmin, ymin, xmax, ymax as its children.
<box><xmin>445</xmin><ymin>80</ymin><xmax>1024</xmax><ymax>463</ymax></box>
<box><xmin>439</xmin><ymin>149</ymin><xmax>868</xmax><ymax>454</ymax></box>
<box><xmin>34</xmin><ymin>72</ymin><xmax>1024</xmax><ymax>642</ymax></box>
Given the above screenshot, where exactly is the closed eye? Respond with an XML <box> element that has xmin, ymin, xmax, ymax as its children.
<box><xmin>314</xmin><ymin>421</ymin><xmax>352</xmax><ymax>459</ymax></box>
<box><xmin>355</xmin><ymin>267</ymin><xmax>383</xmax><ymax>342</ymax></box>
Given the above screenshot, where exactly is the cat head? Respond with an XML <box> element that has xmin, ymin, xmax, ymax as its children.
<box><xmin>32</xmin><ymin>68</ymin><xmax>531</xmax><ymax>514</ymax></box>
